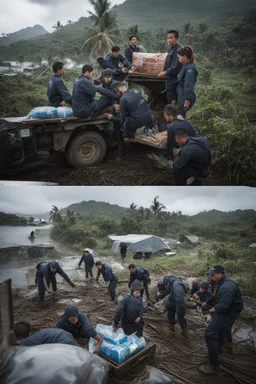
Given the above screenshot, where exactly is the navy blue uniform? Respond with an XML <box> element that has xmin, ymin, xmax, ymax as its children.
<box><xmin>72</xmin><ymin>75</ymin><xmax>119</xmax><ymax>118</ymax></box>
<box><xmin>120</xmin><ymin>89</ymin><xmax>154</xmax><ymax>138</ymax></box>
<box><xmin>106</xmin><ymin>54</ymin><xmax>132</xmax><ymax>75</ymax></box>
<box><xmin>165</xmin><ymin>276</ymin><xmax>187</xmax><ymax>329</ymax></box>
<box><xmin>36</xmin><ymin>262</ymin><xmax>72</xmax><ymax>300</ymax></box>
<box><xmin>164</xmin><ymin>44</ymin><xmax>182</xmax><ymax>103</ymax></box>
<box><xmin>177</xmin><ymin>63</ymin><xmax>198</xmax><ymax>117</ymax></box>
<box><xmin>205</xmin><ymin>276</ymin><xmax>243</xmax><ymax>367</ymax></box>
<box><xmin>125</xmin><ymin>45</ymin><xmax>140</xmax><ymax>64</ymax></box>
<box><xmin>97</xmin><ymin>263</ymin><xmax>118</xmax><ymax>299</ymax></box>
<box><xmin>114</xmin><ymin>293</ymin><xmax>145</xmax><ymax>337</ymax></box>
<box><xmin>128</xmin><ymin>267</ymin><xmax>150</xmax><ymax>300</ymax></box>
<box><xmin>19</xmin><ymin>328</ymin><xmax>79</xmax><ymax>347</ymax></box>
<box><xmin>119</xmin><ymin>242</ymin><xmax>127</xmax><ymax>260</ymax></box>
<box><xmin>56</xmin><ymin>312</ymin><xmax>97</xmax><ymax>340</ymax></box>
<box><xmin>167</xmin><ymin>118</ymin><xmax>197</xmax><ymax>160</ymax></box>
<box><xmin>47</xmin><ymin>75</ymin><xmax>72</xmax><ymax>107</ymax></box>
<box><xmin>78</xmin><ymin>253</ymin><xmax>94</xmax><ymax>278</ymax></box>
<box><xmin>173</xmin><ymin>136</ymin><xmax>211</xmax><ymax>185</ymax></box>
<box><xmin>194</xmin><ymin>289</ymin><xmax>212</xmax><ymax>303</ymax></box>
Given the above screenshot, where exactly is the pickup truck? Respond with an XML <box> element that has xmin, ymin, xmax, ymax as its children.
<box><xmin>0</xmin><ymin>72</ymin><xmax>168</xmax><ymax>175</ymax></box>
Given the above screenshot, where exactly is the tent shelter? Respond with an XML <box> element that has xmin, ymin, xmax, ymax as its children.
<box><xmin>249</xmin><ymin>243</ymin><xmax>256</xmax><ymax>248</ymax></box>
<box><xmin>109</xmin><ymin>234</ymin><xmax>170</xmax><ymax>254</ymax></box>
<box><xmin>179</xmin><ymin>235</ymin><xmax>199</xmax><ymax>244</ymax></box>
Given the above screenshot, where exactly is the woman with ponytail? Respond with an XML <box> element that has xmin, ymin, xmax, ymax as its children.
<box><xmin>176</xmin><ymin>46</ymin><xmax>198</xmax><ymax>117</ymax></box>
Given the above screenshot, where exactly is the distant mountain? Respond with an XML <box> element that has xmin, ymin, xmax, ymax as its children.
<box><xmin>0</xmin><ymin>25</ymin><xmax>48</xmax><ymax>46</ymax></box>
<box><xmin>113</xmin><ymin>0</ymin><xmax>256</xmax><ymax>29</ymax></box>
<box><xmin>65</xmin><ymin>200</ymin><xmax>127</xmax><ymax>218</ymax></box>
<box><xmin>0</xmin><ymin>0</ymin><xmax>255</xmax><ymax>61</ymax></box>
<box><xmin>191</xmin><ymin>209</ymin><xmax>256</xmax><ymax>222</ymax></box>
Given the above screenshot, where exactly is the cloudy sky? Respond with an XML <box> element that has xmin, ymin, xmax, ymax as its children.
<box><xmin>0</xmin><ymin>186</ymin><xmax>255</xmax><ymax>215</ymax></box>
<box><xmin>0</xmin><ymin>0</ymin><xmax>126</xmax><ymax>34</ymax></box>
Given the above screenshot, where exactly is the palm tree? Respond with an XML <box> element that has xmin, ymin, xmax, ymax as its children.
<box><xmin>81</xmin><ymin>0</ymin><xmax>123</xmax><ymax>57</ymax></box>
<box><xmin>67</xmin><ymin>20</ymin><xmax>73</xmax><ymax>24</ymax></box>
<box><xmin>127</xmin><ymin>25</ymin><xmax>146</xmax><ymax>43</ymax></box>
<box><xmin>49</xmin><ymin>206</ymin><xmax>63</xmax><ymax>223</ymax></box>
<box><xmin>16</xmin><ymin>55</ymin><xmax>25</xmax><ymax>68</ymax></box>
<box><xmin>150</xmin><ymin>196</ymin><xmax>166</xmax><ymax>215</ymax></box>
<box><xmin>52</xmin><ymin>21</ymin><xmax>63</xmax><ymax>31</ymax></box>
<box><xmin>184</xmin><ymin>21</ymin><xmax>194</xmax><ymax>36</ymax></box>
<box><xmin>66</xmin><ymin>210</ymin><xmax>78</xmax><ymax>225</ymax></box>
<box><xmin>199</xmin><ymin>23</ymin><xmax>208</xmax><ymax>35</ymax></box>
<box><xmin>34</xmin><ymin>56</ymin><xmax>43</xmax><ymax>68</ymax></box>
<box><xmin>88</xmin><ymin>0</ymin><xmax>112</xmax><ymax>26</ymax></box>
<box><xmin>129</xmin><ymin>203</ymin><xmax>137</xmax><ymax>211</ymax></box>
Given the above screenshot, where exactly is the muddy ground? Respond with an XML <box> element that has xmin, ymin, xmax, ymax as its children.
<box><xmin>11</xmin><ymin>264</ymin><xmax>256</xmax><ymax>384</ymax></box>
<box><xmin>2</xmin><ymin>147</ymin><xmax>230</xmax><ymax>186</ymax></box>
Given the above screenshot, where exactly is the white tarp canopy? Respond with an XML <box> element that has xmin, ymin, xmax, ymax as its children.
<box><xmin>109</xmin><ymin>234</ymin><xmax>170</xmax><ymax>254</ymax></box>
<box><xmin>249</xmin><ymin>243</ymin><xmax>256</xmax><ymax>248</ymax></box>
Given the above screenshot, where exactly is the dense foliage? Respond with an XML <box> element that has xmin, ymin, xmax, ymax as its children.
<box><xmin>0</xmin><ymin>211</ymin><xmax>21</xmax><ymax>225</ymax></box>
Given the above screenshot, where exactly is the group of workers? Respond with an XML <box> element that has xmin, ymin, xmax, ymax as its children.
<box><xmin>14</xmin><ymin>245</ymin><xmax>243</xmax><ymax>376</ymax></box>
<box><xmin>46</xmin><ymin>31</ymin><xmax>211</xmax><ymax>186</ymax></box>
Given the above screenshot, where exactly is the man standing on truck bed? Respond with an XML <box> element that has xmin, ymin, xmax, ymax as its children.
<box><xmin>72</xmin><ymin>65</ymin><xmax>119</xmax><ymax>118</ymax></box>
<box><xmin>158</xmin><ymin>30</ymin><xmax>182</xmax><ymax>106</ymax></box>
<box><xmin>47</xmin><ymin>62</ymin><xmax>72</xmax><ymax>107</ymax></box>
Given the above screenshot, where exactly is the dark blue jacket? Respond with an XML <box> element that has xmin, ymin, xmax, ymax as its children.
<box><xmin>194</xmin><ymin>289</ymin><xmax>212</xmax><ymax>303</ymax></box>
<box><xmin>125</xmin><ymin>45</ymin><xmax>140</xmax><ymax>64</ymax></box>
<box><xmin>106</xmin><ymin>54</ymin><xmax>132</xmax><ymax>74</ymax></box>
<box><xmin>56</xmin><ymin>312</ymin><xmax>97</xmax><ymax>339</ymax></box>
<box><xmin>166</xmin><ymin>276</ymin><xmax>186</xmax><ymax>310</ymax></box>
<box><xmin>119</xmin><ymin>242</ymin><xmax>127</xmax><ymax>253</ymax></box>
<box><xmin>114</xmin><ymin>293</ymin><xmax>144</xmax><ymax>325</ymax></box>
<box><xmin>19</xmin><ymin>328</ymin><xmax>79</xmax><ymax>346</ymax></box>
<box><xmin>78</xmin><ymin>253</ymin><xmax>94</xmax><ymax>268</ymax></box>
<box><xmin>214</xmin><ymin>276</ymin><xmax>243</xmax><ymax>315</ymax></box>
<box><xmin>38</xmin><ymin>262</ymin><xmax>72</xmax><ymax>285</ymax></box>
<box><xmin>120</xmin><ymin>89</ymin><xmax>153</xmax><ymax>129</ymax></box>
<box><xmin>72</xmin><ymin>75</ymin><xmax>118</xmax><ymax>117</ymax></box>
<box><xmin>167</xmin><ymin>118</ymin><xmax>197</xmax><ymax>159</ymax></box>
<box><xmin>128</xmin><ymin>267</ymin><xmax>150</xmax><ymax>287</ymax></box>
<box><xmin>102</xmin><ymin>78</ymin><xmax>118</xmax><ymax>91</ymax></box>
<box><xmin>97</xmin><ymin>263</ymin><xmax>116</xmax><ymax>282</ymax></box>
<box><xmin>173</xmin><ymin>136</ymin><xmax>211</xmax><ymax>177</ymax></box>
<box><xmin>47</xmin><ymin>75</ymin><xmax>72</xmax><ymax>107</ymax></box>
<box><xmin>164</xmin><ymin>44</ymin><xmax>182</xmax><ymax>85</ymax></box>
<box><xmin>177</xmin><ymin>63</ymin><xmax>198</xmax><ymax>104</ymax></box>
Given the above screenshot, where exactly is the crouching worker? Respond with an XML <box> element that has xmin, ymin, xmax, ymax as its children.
<box><xmin>105</xmin><ymin>102</ymin><xmax>124</xmax><ymax>160</ymax></box>
<box><xmin>189</xmin><ymin>281</ymin><xmax>212</xmax><ymax>307</ymax></box>
<box><xmin>114</xmin><ymin>82</ymin><xmax>155</xmax><ymax>139</ymax></box>
<box><xmin>113</xmin><ymin>282</ymin><xmax>145</xmax><ymax>337</ymax></box>
<box><xmin>14</xmin><ymin>321</ymin><xmax>79</xmax><ymax>346</ymax></box>
<box><xmin>173</xmin><ymin>129</ymin><xmax>211</xmax><ymax>186</ymax></box>
<box><xmin>96</xmin><ymin>261</ymin><xmax>118</xmax><ymax>300</ymax></box>
<box><xmin>56</xmin><ymin>306</ymin><xmax>102</xmax><ymax>352</ymax></box>
<box><xmin>165</xmin><ymin>276</ymin><xmax>188</xmax><ymax>338</ymax></box>
<box><xmin>35</xmin><ymin>261</ymin><xmax>76</xmax><ymax>301</ymax></box>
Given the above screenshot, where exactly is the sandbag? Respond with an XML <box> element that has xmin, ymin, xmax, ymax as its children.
<box><xmin>56</xmin><ymin>107</ymin><xmax>73</xmax><ymax>118</ymax></box>
<box><xmin>0</xmin><ymin>344</ymin><xmax>109</xmax><ymax>384</ymax></box>
<box><xmin>27</xmin><ymin>106</ymin><xmax>57</xmax><ymax>119</ymax></box>
<box><xmin>142</xmin><ymin>366</ymin><xmax>175</xmax><ymax>384</ymax></box>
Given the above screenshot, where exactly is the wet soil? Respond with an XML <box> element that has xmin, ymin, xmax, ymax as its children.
<box><xmin>1</xmin><ymin>147</ymin><xmax>230</xmax><ymax>186</ymax></box>
<box><xmin>11</xmin><ymin>264</ymin><xmax>256</xmax><ymax>384</ymax></box>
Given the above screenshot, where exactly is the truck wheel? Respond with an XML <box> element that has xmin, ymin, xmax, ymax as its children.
<box><xmin>66</xmin><ymin>131</ymin><xmax>107</xmax><ymax>167</ymax></box>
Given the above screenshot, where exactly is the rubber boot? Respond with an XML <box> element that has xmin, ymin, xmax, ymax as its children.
<box><xmin>39</xmin><ymin>294</ymin><xmax>44</xmax><ymax>302</ymax></box>
<box><xmin>181</xmin><ymin>327</ymin><xmax>189</xmax><ymax>339</ymax></box>
<box><xmin>198</xmin><ymin>364</ymin><xmax>222</xmax><ymax>375</ymax></box>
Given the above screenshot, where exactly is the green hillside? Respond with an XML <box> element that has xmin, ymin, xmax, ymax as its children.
<box><xmin>0</xmin><ymin>0</ymin><xmax>255</xmax><ymax>61</ymax></box>
<box><xmin>66</xmin><ymin>200</ymin><xmax>128</xmax><ymax>218</ymax></box>
<box><xmin>0</xmin><ymin>25</ymin><xmax>48</xmax><ymax>47</ymax></box>
<box><xmin>0</xmin><ymin>212</ymin><xmax>21</xmax><ymax>225</ymax></box>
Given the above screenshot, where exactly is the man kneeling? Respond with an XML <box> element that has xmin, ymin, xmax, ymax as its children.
<box><xmin>114</xmin><ymin>81</ymin><xmax>155</xmax><ymax>139</ymax></box>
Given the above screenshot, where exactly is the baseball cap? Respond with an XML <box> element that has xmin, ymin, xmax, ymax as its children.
<box><xmin>206</xmin><ymin>264</ymin><xmax>225</xmax><ymax>275</ymax></box>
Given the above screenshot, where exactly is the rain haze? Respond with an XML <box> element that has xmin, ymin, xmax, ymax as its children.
<box><xmin>0</xmin><ymin>0</ymin><xmax>126</xmax><ymax>34</ymax></box>
<box><xmin>0</xmin><ymin>186</ymin><xmax>256</xmax><ymax>216</ymax></box>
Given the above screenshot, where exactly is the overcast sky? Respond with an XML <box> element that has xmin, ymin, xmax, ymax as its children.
<box><xmin>0</xmin><ymin>0</ymin><xmax>126</xmax><ymax>34</ymax></box>
<box><xmin>0</xmin><ymin>187</ymin><xmax>255</xmax><ymax>216</ymax></box>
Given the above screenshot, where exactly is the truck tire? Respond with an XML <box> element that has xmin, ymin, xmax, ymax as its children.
<box><xmin>66</xmin><ymin>131</ymin><xmax>107</xmax><ymax>167</ymax></box>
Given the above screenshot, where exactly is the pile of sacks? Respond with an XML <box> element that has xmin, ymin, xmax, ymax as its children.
<box><xmin>89</xmin><ymin>324</ymin><xmax>146</xmax><ymax>363</ymax></box>
<box><xmin>27</xmin><ymin>106</ymin><xmax>73</xmax><ymax>119</ymax></box>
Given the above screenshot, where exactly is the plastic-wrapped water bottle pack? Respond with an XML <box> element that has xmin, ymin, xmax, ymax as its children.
<box><xmin>27</xmin><ymin>106</ymin><xmax>73</xmax><ymax>119</ymax></box>
<box><xmin>89</xmin><ymin>324</ymin><xmax>146</xmax><ymax>363</ymax></box>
